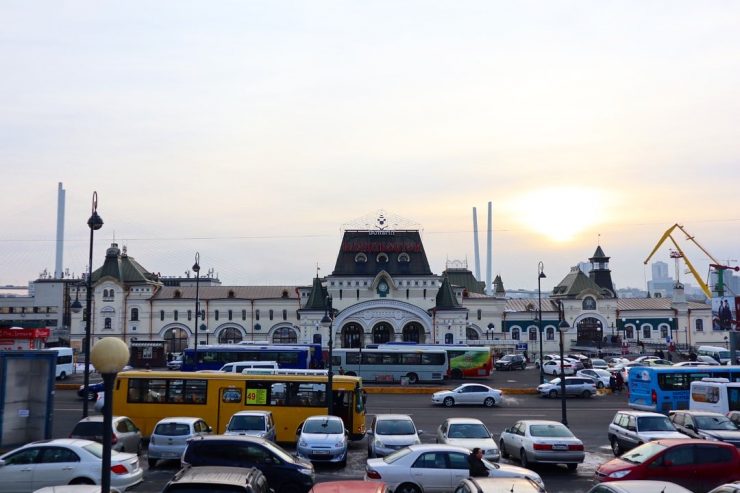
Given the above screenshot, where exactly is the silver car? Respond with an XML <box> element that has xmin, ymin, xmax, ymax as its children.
<box><xmin>431</xmin><ymin>384</ymin><xmax>502</xmax><ymax>408</ymax></box>
<box><xmin>147</xmin><ymin>417</ymin><xmax>212</xmax><ymax>468</ymax></box>
<box><xmin>367</xmin><ymin>414</ymin><xmax>422</xmax><ymax>458</ymax></box>
<box><xmin>436</xmin><ymin>417</ymin><xmax>500</xmax><ymax>462</ymax></box>
<box><xmin>537</xmin><ymin>377</ymin><xmax>596</xmax><ymax>398</ymax></box>
<box><xmin>225</xmin><ymin>411</ymin><xmax>277</xmax><ymax>441</ymax></box>
<box><xmin>296</xmin><ymin>415</ymin><xmax>348</xmax><ymax>466</ymax></box>
<box><xmin>499</xmin><ymin>420</ymin><xmax>585</xmax><ymax>471</ymax></box>
<box><xmin>70</xmin><ymin>416</ymin><xmax>143</xmax><ymax>455</ymax></box>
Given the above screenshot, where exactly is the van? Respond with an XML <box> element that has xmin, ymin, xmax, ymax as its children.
<box><xmin>219</xmin><ymin>361</ymin><xmax>279</xmax><ymax>373</ymax></box>
<box><xmin>697</xmin><ymin>346</ymin><xmax>731</xmax><ymax>365</ymax></box>
<box><xmin>690</xmin><ymin>378</ymin><xmax>740</xmax><ymax>415</ymax></box>
<box><xmin>52</xmin><ymin>347</ymin><xmax>74</xmax><ymax>380</ymax></box>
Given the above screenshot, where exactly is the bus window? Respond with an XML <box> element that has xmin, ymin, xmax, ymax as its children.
<box><xmin>729</xmin><ymin>388</ymin><xmax>740</xmax><ymax>411</ymax></box>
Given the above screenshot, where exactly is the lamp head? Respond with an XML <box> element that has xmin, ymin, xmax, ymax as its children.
<box><xmin>538</xmin><ymin>261</ymin><xmax>546</xmax><ymax>278</ymax></box>
<box><xmin>90</xmin><ymin>337</ymin><xmax>130</xmax><ymax>374</ymax></box>
<box><xmin>487</xmin><ymin>322</ymin><xmax>495</xmax><ymax>330</ymax></box>
<box><xmin>192</xmin><ymin>252</ymin><xmax>200</xmax><ymax>273</ymax></box>
<box><xmin>87</xmin><ymin>211</ymin><xmax>103</xmax><ymax>231</ymax></box>
<box><xmin>558</xmin><ymin>320</ymin><xmax>570</xmax><ymax>331</ymax></box>
<box><xmin>70</xmin><ymin>299</ymin><xmax>83</xmax><ymax>314</ymax></box>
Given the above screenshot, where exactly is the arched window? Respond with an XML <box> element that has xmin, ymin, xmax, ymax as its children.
<box><xmin>511</xmin><ymin>328</ymin><xmax>520</xmax><ymax>340</ymax></box>
<box><xmin>372</xmin><ymin>323</ymin><xmax>392</xmax><ymax>344</ymax></box>
<box><xmin>174</xmin><ymin>290</ymin><xmax>182</xmax><ymax>298</ymax></box>
<box><xmin>660</xmin><ymin>326</ymin><xmax>668</xmax><ymax>339</ymax></box>
<box><xmin>376</xmin><ymin>252</ymin><xmax>389</xmax><ymax>263</ymax></box>
<box><xmin>272</xmin><ymin>327</ymin><xmax>297</xmax><ymax>344</ymax></box>
<box><xmin>397</xmin><ymin>252</ymin><xmax>410</xmax><ymax>263</ymax></box>
<box><xmin>626</xmin><ymin>327</ymin><xmax>634</xmax><ymax>339</ymax></box>
<box><xmin>228</xmin><ymin>290</ymin><xmax>235</xmax><ymax>299</ymax></box>
<box><xmin>313</xmin><ymin>334</ymin><xmax>322</xmax><ymax>344</ymax></box>
<box><xmin>582</xmin><ymin>297</ymin><xmax>596</xmax><ymax>310</ymax></box>
<box><xmin>164</xmin><ymin>327</ymin><xmax>189</xmax><ymax>354</ymax></box>
<box><xmin>104</xmin><ymin>317</ymin><xmax>112</xmax><ymax>329</ymax></box>
<box><xmin>529</xmin><ymin>327</ymin><xmax>537</xmax><ymax>341</ymax></box>
<box><xmin>445</xmin><ymin>333</ymin><xmax>454</xmax><ymax>344</ymax></box>
<box><xmin>341</xmin><ymin>323</ymin><xmax>364</xmax><ymax>348</ymax></box>
<box><xmin>218</xmin><ymin>327</ymin><xmax>243</xmax><ymax>344</ymax></box>
<box><xmin>466</xmin><ymin>327</ymin><xmax>479</xmax><ymax>341</ymax></box>
<box><xmin>642</xmin><ymin>326</ymin><xmax>651</xmax><ymax>339</ymax></box>
<box><xmin>130</xmin><ymin>308</ymin><xmax>139</xmax><ymax>321</ymax></box>
<box><xmin>354</xmin><ymin>253</ymin><xmax>367</xmax><ymax>263</ymax></box>
<box><xmin>546</xmin><ymin>327</ymin><xmax>554</xmax><ymax>341</ymax></box>
<box><xmin>402</xmin><ymin>322</ymin><xmax>424</xmax><ymax>343</ymax></box>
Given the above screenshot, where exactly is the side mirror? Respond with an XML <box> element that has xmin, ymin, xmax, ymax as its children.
<box><xmin>207</xmin><ymin>426</ymin><xmax>213</xmax><ymax>432</ymax></box>
<box><xmin>490</xmin><ymin>433</ymin><xmax>495</xmax><ymax>439</ymax></box>
<box><xmin>0</xmin><ymin>459</ymin><xmax>5</xmax><ymax>467</ymax></box>
<box><xmin>345</xmin><ymin>429</ymin><xmax>350</xmax><ymax>436</ymax></box>
<box><xmin>367</xmin><ymin>430</ymin><xmax>374</xmax><ymax>436</ymax></box>
<box><xmin>418</xmin><ymin>430</ymin><xmax>424</xmax><ymax>435</ymax></box>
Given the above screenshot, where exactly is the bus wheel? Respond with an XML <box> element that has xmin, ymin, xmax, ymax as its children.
<box><xmin>59</xmin><ymin>372</ymin><xmax>66</xmax><ymax>380</ymax></box>
<box><xmin>451</xmin><ymin>369</ymin><xmax>463</xmax><ymax>379</ymax></box>
<box><xmin>406</xmin><ymin>373</ymin><xmax>419</xmax><ymax>384</ymax></box>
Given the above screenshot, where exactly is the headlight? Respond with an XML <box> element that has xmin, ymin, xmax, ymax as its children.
<box><xmin>299</xmin><ymin>440</ymin><xmax>308</xmax><ymax>447</ymax></box>
<box><xmin>298</xmin><ymin>467</ymin><xmax>314</xmax><ymax>476</ymax></box>
<box><xmin>608</xmin><ymin>470</ymin><xmax>631</xmax><ymax>479</ymax></box>
<box><xmin>375</xmin><ymin>440</ymin><xmax>385</xmax><ymax>448</ymax></box>
<box><xmin>530</xmin><ymin>475</ymin><xmax>545</xmax><ymax>489</ymax></box>
<box><xmin>700</xmin><ymin>433</ymin><xmax>719</xmax><ymax>441</ymax></box>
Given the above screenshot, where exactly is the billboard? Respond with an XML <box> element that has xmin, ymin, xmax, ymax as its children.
<box><xmin>712</xmin><ymin>296</ymin><xmax>739</xmax><ymax>331</ymax></box>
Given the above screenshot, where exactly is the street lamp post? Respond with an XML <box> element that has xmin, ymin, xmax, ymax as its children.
<box><xmin>556</xmin><ymin>300</ymin><xmax>570</xmax><ymax>426</ymax></box>
<box><xmin>321</xmin><ymin>296</ymin><xmax>334</xmax><ymax>416</ymax></box>
<box><xmin>90</xmin><ymin>337</ymin><xmax>130</xmax><ymax>493</ymax></box>
<box><xmin>537</xmin><ymin>262</ymin><xmax>546</xmax><ymax>385</ymax></box>
<box><xmin>193</xmin><ymin>253</ymin><xmax>200</xmax><ymax>355</ymax></box>
<box><xmin>82</xmin><ymin>192</ymin><xmax>103</xmax><ymax>418</ymax></box>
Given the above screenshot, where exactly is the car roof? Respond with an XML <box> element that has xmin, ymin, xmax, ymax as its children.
<box><xmin>21</xmin><ymin>438</ymin><xmax>95</xmax><ymax>448</ymax></box>
<box><xmin>310</xmin><ymin>481</ymin><xmax>387</xmax><ymax>493</ymax></box>
<box><xmin>407</xmin><ymin>444</ymin><xmax>470</xmax><ymax>453</ymax></box>
<box><xmin>76</xmin><ymin>415</ymin><xmax>128</xmax><ymax>423</ymax></box>
<box><xmin>190</xmin><ymin>435</ymin><xmax>269</xmax><ymax>444</ymax></box>
<box><xmin>305</xmin><ymin>415</ymin><xmax>342</xmax><ymax>422</ymax></box>
<box><xmin>515</xmin><ymin>420</ymin><xmax>568</xmax><ymax>427</ymax></box>
<box><xmin>669</xmin><ymin>410</ymin><xmax>727</xmax><ymax>417</ymax></box>
<box><xmin>155</xmin><ymin>417</ymin><xmax>205</xmax><ymax>425</ymax></box>
<box><xmin>446</xmin><ymin>417</ymin><xmax>486</xmax><ymax>425</ymax></box>
<box><xmin>171</xmin><ymin>465</ymin><xmax>263</xmax><ymax>486</ymax></box>
<box><xmin>615</xmin><ymin>410</ymin><xmax>668</xmax><ymax>417</ymax></box>
<box><xmin>374</xmin><ymin>414</ymin><xmax>413</xmax><ymax>421</ymax></box>
<box><xmin>594</xmin><ymin>480</ymin><xmax>694</xmax><ymax>493</ymax></box>
<box><xmin>231</xmin><ymin>410</ymin><xmax>272</xmax><ymax>417</ymax></box>
<box><xmin>465</xmin><ymin>477</ymin><xmax>543</xmax><ymax>493</ymax></box>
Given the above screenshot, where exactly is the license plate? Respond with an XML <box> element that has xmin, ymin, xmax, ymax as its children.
<box><xmin>552</xmin><ymin>444</ymin><xmax>567</xmax><ymax>450</ymax></box>
<box><xmin>312</xmin><ymin>450</ymin><xmax>331</xmax><ymax>455</ymax></box>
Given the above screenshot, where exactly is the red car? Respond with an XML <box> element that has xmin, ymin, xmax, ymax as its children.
<box><xmin>595</xmin><ymin>439</ymin><xmax>740</xmax><ymax>493</ymax></box>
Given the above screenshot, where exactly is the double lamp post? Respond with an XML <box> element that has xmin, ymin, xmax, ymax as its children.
<box><xmin>321</xmin><ymin>295</ymin><xmax>335</xmax><ymax>416</ymax></box>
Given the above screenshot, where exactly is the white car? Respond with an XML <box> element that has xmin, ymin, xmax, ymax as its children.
<box><xmin>541</xmin><ymin>360</ymin><xmax>574</xmax><ymax>376</ymax></box>
<box><xmin>367</xmin><ymin>414</ymin><xmax>422</xmax><ymax>458</ymax></box>
<box><xmin>590</xmin><ymin>358</ymin><xmax>609</xmax><ymax>370</ymax></box>
<box><xmin>296</xmin><ymin>415</ymin><xmax>348</xmax><ymax>466</ymax></box>
<box><xmin>499</xmin><ymin>420</ymin><xmax>585</xmax><ymax>471</ymax></box>
<box><xmin>431</xmin><ymin>384</ymin><xmax>502</xmax><ymax>408</ymax></box>
<box><xmin>436</xmin><ymin>417</ymin><xmax>500</xmax><ymax>462</ymax></box>
<box><xmin>147</xmin><ymin>417</ymin><xmax>212</xmax><ymax>468</ymax></box>
<box><xmin>0</xmin><ymin>438</ymin><xmax>143</xmax><ymax>492</ymax></box>
<box><xmin>364</xmin><ymin>444</ymin><xmax>544</xmax><ymax>493</ymax></box>
<box><xmin>577</xmin><ymin>369</ymin><xmax>612</xmax><ymax>389</ymax></box>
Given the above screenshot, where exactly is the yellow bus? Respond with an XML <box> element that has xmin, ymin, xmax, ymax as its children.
<box><xmin>111</xmin><ymin>370</ymin><xmax>366</xmax><ymax>443</ymax></box>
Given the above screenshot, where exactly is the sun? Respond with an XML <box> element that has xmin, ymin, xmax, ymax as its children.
<box><xmin>508</xmin><ymin>187</ymin><xmax>610</xmax><ymax>242</ymax></box>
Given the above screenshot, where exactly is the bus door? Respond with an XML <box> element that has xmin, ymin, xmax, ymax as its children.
<box><xmin>217</xmin><ymin>385</ymin><xmax>246</xmax><ymax>433</ymax></box>
<box><xmin>332</xmin><ymin>390</ymin><xmax>353</xmax><ymax>434</ymax></box>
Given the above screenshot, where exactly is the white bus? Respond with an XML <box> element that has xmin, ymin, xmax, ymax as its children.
<box><xmin>51</xmin><ymin>347</ymin><xmax>74</xmax><ymax>380</ymax></box>
<box><xmin>689</xmin><ymin>378</ymin><xmax>740</xmax><ymax>414</ymax></box>
<box><xmin>331</xmin><ymin>348</ymin><xmax>448</xmax><ymax>384</ymax></box>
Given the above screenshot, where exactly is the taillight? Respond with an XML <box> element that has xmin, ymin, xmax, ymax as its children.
<box><xmin>366</xmin><ymin>468</ymin><xmax>382</xmax><ymax>479</ymax></box>
<box><xmin>568</xmin><ymin>444</ymin><xmax>584</xmax><ymax>451</ymax></box>
<box><xmin>533</xmin><ymin>443</ymin><xmax>553</xmax><ymax>451</ymax></box>
<box><xmin>651</xmin><ymin>390</ymin><xmax>657</xmax><ymax>404</ymax></box>
<box><xmin>111</xmin><ymin>433</ymin><xmax>118</xmax><ymax>445</ymax></box>
<box><xmin>110</xmin><ymin>464</ymin><xmax>128</xmax><ymax>475</ymax></box>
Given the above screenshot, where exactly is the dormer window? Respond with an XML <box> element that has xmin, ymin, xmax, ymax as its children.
<box><xmin>398</xmin><ymin>252</ymin><xmax>410</xmax><ymax>263</ymax></box>
<box><xmin>582</xmin><ymin>297</ymin><xmax>596</xmax><ymax>310</ymax></box>
<box><xmin>376</xmin><ymin>253</ymin><xmax>389</xmax><ymax>263</ymax></box>
<box><xmin>228</xmin><ymin>290</ymin><xmax>235</xmax><ymax>299</ymax></box>
<box><xmin>282</xmin><ymin>290</ymin><xmax>289</xmax><ymax>298</ymax></box>
<box><xmin>174</xmin><ymin>290</ymin><xmax>182</xmax><ymax>299</ymax></box>
<box><xmin>354</xmin><ymin>253</ymin><xmax>368</xmax><ymax>263</ymax></box>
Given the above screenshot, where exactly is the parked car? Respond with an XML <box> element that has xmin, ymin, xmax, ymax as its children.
<box><xmin>537</xmin><ymin>377</ymin><xmax>596</xmax><ymax>398</ymax></box>
<box><xmin>225</xmin><ymin>411</ymin><xmax>277</xmax><ymax>441</ymax></box>
<box><xmin>181</xmin><ymin>435</ymin><xmax>315</xmax><ymax>493</ymax></box>
<box><xmin>708</xmin><ymin>483</ymin><xmax>740</xmax><ymax>493</ymax></box>
<box><xmin>33</xmin><ymin>486</ymin><xmax>122</xmax><ymax>493</ymax></box>
<box><xmin>595</xmin><ymin>439</ymin><xmax>740</xmax><ymax>493</ymax></box>
<box><xmin>672</xmin><ymin>361</ymin><xmax>712</xmax><ymax>367</ymax></box>
<box><xmin>431</xmin><ymin>384</ymin><xmax>502</xmax><ymax>408</ymax></box>
<box><xmin>364</xmin><ymin>444</ymin><xmax>545</xmax><ymax>493</ymax></box>
<box><xmin>0</xmin><ymin>438</ymin><xmax>143</xmax><ymax>492</ymax></box>
<box><xmin>668</xmin><ymin>410</ymin><xmax>740</xmax><ymax>446</ymax></box>
<box><xmin>728</xmin><ymin>411</ymin><xmax>740</xmax><ymax>427</ymax></box>
<box><xmin>296</xmin><ymin>415</ymin><xmax>348</xmax><ymax>466</ymax></box>
<box><xmin>77</xmin><ymin>381</ymin><xmax>104</xmax><ymax>401</ymax></box>
<box><xmin>148</xmin><ymin>417</ymin><xmax>212</xmax><ymax>468</ymax></box>
<box><xmin>69</xmin><ymin>416</ymin><xmax>143</xmax><ymax>455</ymax></box>
<box><xmin>367</xmin><ymin>414</ymin><xmax>422</xmax><ymax>458</ymax></box>
<box><xmin>161</xmin><ymin>466</ymin><xmax>269</xmax><ymax>493</ymax></box>
<box><xmin>167</xmin><ymin>356</ymin><xmax>183</xmax><ymax>371</ymax></box>
<box><xmin>436</xmin><ymin>417</ymin><xmax>500</xmax><ymax>462</ymax></box>
<box><xmin>310</xmin><ymin>481</ymin><xmax>389</xmax><ymax>493</ymax></box>
<box><xmin>585</xmin><ymin>480</ymin><xmax>694</xmax><ymax>493</ymax></box>
<box><xmin>541</xmin><ymin>360</ymin><xmax>574</xmax><ymax>376</ymax></box>
<box><xmin>696</xmin><ymin>355</ymin><xmax>721</xmax><ymax>366</ymax></box>
<box><xmin>607</xmin><ymin>411</ymin><xmax>688</xmax><ymax>456</ymax></box>
<box><xmin>577</xmin><ymin>369</ymin><xmax>612</xmax><ymax>389</ymax></box>
<box><xmin>453</xmin><ymin>477</ymin><xmax>546</xmax><ymax>493</ymax></box>
<box><xmin>495</xmin><ymin>354</ymin><xmax>526</xmax><ymax>371</ymax></box>
<box><xmin>499</xmin><ymin>420</ymin><xmax>585</xmax><ymax>471</ymax></box>
<box><xmin>591</xmin><ymin>359</ymin><xmax>609</xmax><ymax>370</ymax></box>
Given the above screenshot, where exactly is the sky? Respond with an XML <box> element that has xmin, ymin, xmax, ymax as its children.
<box><xmin>1</xmin><ymin>1</ymin><xmax>739</xmax><ymax>293</ymax></box>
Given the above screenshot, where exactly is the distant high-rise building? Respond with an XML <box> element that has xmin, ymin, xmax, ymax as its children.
<box><xmin>652</xmin><ymin>261</ymin><xmax>669</xmax><ymax>281</ymax></box>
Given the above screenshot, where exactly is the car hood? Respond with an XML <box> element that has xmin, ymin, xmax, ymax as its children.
<box><xmin>300</xmin><ymin>432</ymin><xmax>345</xmax><ymax>445</ymax></box>
<box><xmin>596</xmin><ymin>457</ymin><xmax>634</xmax><ymax>475</ymax></box>
<box><xmin>224</xmin><ymin>430</ymin><xmax>266</xmax><ymax>437</ymax></box>
<box><xmin>444</xmin><ymin>438</ymin><xmax>498</xmax><ymax>451</ymax></box>
<box><xmin>490</xmin><ymin>463</ymin><xmax>544</xmax><ymax>486</ymax></box>
<box><xmin>638</xmin><ymin>431</ymin><xmax>685</xmax><ymax>440</ymax></box>
<box><xmin>701</xmin><ymin>430</ymin><xmax>740</xmax><ymax>441</ymax></box>
<box><xmin>373</xmin><ymin>435</ymin><xmax>419</xmax><ymax>446</ymax></box>
<box><xmin>432</xmin><ymin>390</ymin><xmax>453</xmax><ymax>398</ymax></box>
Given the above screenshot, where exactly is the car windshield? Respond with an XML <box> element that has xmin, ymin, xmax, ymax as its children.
<box><xmin>637</xmin><ymin>416</ymin><xmax>675</xmax><ymax>431</ymax></box>
<box><xmin>376</xmin><ymin>419</ymin><xmax>416</xmax><ymax>435</ymax></box>
<box><xmin>529</xmin><ymin>424</ymin><xmax>573</xmax><ymax>438</ymax></box>
<box><xmin>449</xmin><ymin>423</ymin><xmax>490</xmax><ymax>439</ymax></box>
<box><xmin>695</xmin><ymin>415</ymin><xmax>738</xmax><ymax>430</ymax></box>
<box><xmin>72</xmin><ymin>422</ymin><xmax>103</xmax><ymax>436</ymax></box>
<box><xmin>228</xmin><ymin>415</ymin><xmax>265</xmax><ymax>431</ymax></box>
<box><xmin>548</xmin><ymin>378</ymin><xmax>561</xmax><ymax>385</ymax></box>
<box><xmin>303</xmin><ymin>419</ymin><xmax>343</xmax><ymax>434</ymax></box>
<box><xmin>83</xmin><ymin>442</ymin><xmax>105</xmax><ymax>458</ymax></box>
<box><xmin>592</xmin><ymin>359</ymin><xmax>607</xmax><ymax>366</ymax></box>
<box><xmin>619</xmin><ymin>442</ymin><xmax>666</xmax><ymax>464</ymax></box>
<box><xmin>383</xmin><ymin>448</ymin><xmax>413</xmax><ymax>463</ymax></box>
<box><xmin>155</xmin><ymin>423</ymin><xmax>191</xmax><ymax>436</ymax></box>
<box><xmin>500</xmin><ymin>356</ymin><xmax>513</xmax><ymax>361</ymax></box>
<box><xmin>263</xmin><ymin>441</ymin><xmax>296</xmax><ymax>463</ymax></box>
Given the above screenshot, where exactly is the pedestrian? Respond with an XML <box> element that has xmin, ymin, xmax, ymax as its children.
<box><xmin>338</xmin><ymin>366</ymin><xmax>345</xmax><ymax>375</ymax></box>
<box><xmin>615</xmin><ymin>371</ymin><xmax>624</xmax><ymax>393</ymax></box>
<box><xmin>167</xmin><ymin>352</ymin><xmax>174</xmax><ymax>362</ymax></box>
<box><xmin>468</xmin><ymin>448</ymin><xmax>488</xmax><ymax>477</ymax></box>
<box><xmin>689</xmin><ymin>350</ymin><xmax>698</xmax><ymax>362</ymax></box>
<box><xmin>609</xmin><ymin>373</ymin><xmax>617</xmax><ymax>393</ymax></box>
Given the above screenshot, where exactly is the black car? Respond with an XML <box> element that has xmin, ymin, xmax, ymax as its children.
<box><xmin>163</xmin><ymin>466</ymin><xmax>270</xmax><ymax>493</ymax></box>
<box><xmin>669</xmin><ymin>410</ymin><xmax>740</xmax><ymax>447</ymax></box>
<box><xmin>182</xmin><ymin>435</ymin><xmax>315</xmax><ymax>493</ymax></box>
<box><xmin>77</xmin><ymin>380</ymin><xmax>105</xmax><ymax>401</ymax></box>
<box><xmin>495</xmin><ymin>354</ymin><xmax>526</xmax><ymax>371</ymax></box>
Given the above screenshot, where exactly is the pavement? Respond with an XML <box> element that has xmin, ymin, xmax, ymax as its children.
<box><xmin>55</xmin><ymin>365</ymin><xmax>585</xmax><ymax>395</ymax></box>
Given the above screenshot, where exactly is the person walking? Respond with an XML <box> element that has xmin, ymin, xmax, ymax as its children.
<box><xmin>615</xmin><ymin>371</ymin><xmax>625</xmax><ymax>393</ymax></box>
<box><xmin>468</xmin><ymin>448</ymin><xmax>488</xmax><ymax>477</ymax></box>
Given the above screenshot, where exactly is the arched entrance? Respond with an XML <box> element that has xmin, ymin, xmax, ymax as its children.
<box><xmin>402</xmin><ymin>322</ymin><xmax>424</xmax><ymax>343</ymax></box>
<box><xmin>372</xmin><ymin>322</ymin><xmax>393</xmax><ymax>344</ymax></box>
<box><xmin>577</xmin><ymin>317</ymin><xmax>603</xmax><ymax>346</ymax></box>
<box><xmin>164</xmin><ymin>327</ymin><xmax>189</xmax><ymax>353</ymax></box>
<box><xmin>341</xmin><ymin>323</ymin><xmax>363</xmax><ymax>348</ymax></box>
<box><xmin>272</xmin><ymin>327</ymin><xmax>297</xmax><ymax>344</ymax></box>
<box><xmin>218</xmin><ymin>327</ymin><xmax>243</xmax><ymax>344</ymax></box>
<box><xmin>466</xmin><ymin>327</ymin><xmax>479</xmax><ymax>342</ymax></box>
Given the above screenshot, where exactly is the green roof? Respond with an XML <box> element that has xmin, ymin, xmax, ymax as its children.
<box><xmin>552</xmin><ymin>266</ymin><xmax>604</xmax><ymax>298</ymax></box>
<box><xmin>91</xmin><ymin>243</ymin><xmax>159</xmax><ymax>284</ymax></box>
<box><xmin>302</xmin><ymin>276</ymin><xmax>329</xmax><ymax>311</ymax></box>
<box><xmin>435</xmin><ymin>275</ymin><xmax>461</xmax><ymax>310</ymax></box>
<box><xmin>444</xmin><ymin>268</ymin><xmax>485</xmax><ymax>295</ymax></box>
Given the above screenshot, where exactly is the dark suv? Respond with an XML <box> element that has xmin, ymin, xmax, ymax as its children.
<box><xmin>495</xmin><ymin>354</ymin><xmax>526</xmax><ymax>371</ymax></box>
<box><xmin>182</xmin><ymin>435</ymin><xmax>315</xmax><ymax>493</ymax></box>
<box><xmin>162</xmin><ymin>466</ymin><xmax>269</xmax><ymax>493</ymax></box>
<box><xmin>669</xmin><ymin>410</ymin><xmax>740</xmax><ymax>447</ymax></box>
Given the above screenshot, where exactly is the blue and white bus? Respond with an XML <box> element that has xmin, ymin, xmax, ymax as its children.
<box><xmin>331</xmin><ymin>347</ymin><xmax>448</xmax><ymax>384</ymax></box>
<box><xmin>628</xmin><ymin>365</ymin><xmax>740</xmax><ymax>414</ymax></box>
<box><xmin>182</xmin><ymin>344</ymin><xmax>317</xmax><ymax>372</ymax></box>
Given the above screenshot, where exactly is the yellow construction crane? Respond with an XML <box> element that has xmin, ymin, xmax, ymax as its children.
<box><xmin>644</xmin><ymin>223</ymin><xmax>719</xmax><ymax>298</ymax></box>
